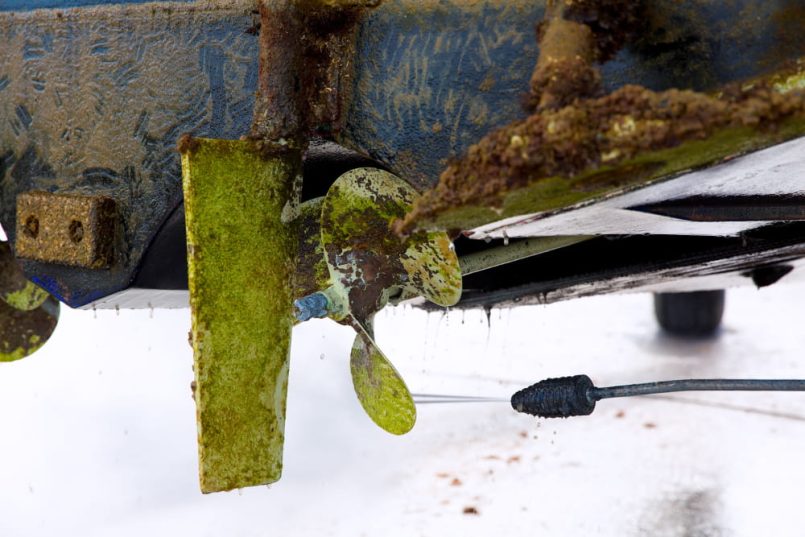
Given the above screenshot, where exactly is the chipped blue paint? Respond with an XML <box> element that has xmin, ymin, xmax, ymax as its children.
<box><xmin>2</xmin><ymin>0</ymin><xmax>805</xmax><ymax>310</ymax></box>
<box><xmin>1</xmin><ymin>6</ymin><xmax>258</xmax><ymax>308</ymax></box>
<box><xmin>0</xmin><ymin>0</ymin><xmax>193</xmax><ymax>13</ymax></box>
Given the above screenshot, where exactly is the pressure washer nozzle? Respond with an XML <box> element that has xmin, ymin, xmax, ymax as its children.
<box><xmin>511</xmin><ymin>375</ymin><xmax>597</xmax><ymax>418</ymax></box>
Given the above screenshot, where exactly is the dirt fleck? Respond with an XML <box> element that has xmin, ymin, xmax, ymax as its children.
<box><xmin>644</xmin><ymin>421</ymin><xmax>657</xmax><ymax>429</ymax></box>
<box><xmin>518</xmin><ymin>430</ymin><xmax>528</xmax><ymax>438</ymax></box>
<box><xmin>507</xmin><ymin>455</ymin><xmax>521</xmax><ymax>464</ymax></box>
<box><xmin>450</xmin><ymin>477</ymin><xmax>463</xmax><ymax>487</ymax></box>
<box><xmin>435</xmin><ymin>472</ymin><xmax>450</xmax><ymax>479</ymax></box>
<box><xmin>615</xmin><ymin>410</ymin><xmax>626</xmax><ymax>418</ymax></box>
<box><xmin>483</xmin><ymin>454</ymin><xmax>501</xmax><ymax>461</ymax></box>
<box><xmin>463</xmin><ymin>506</ymin><xmax>480</xmax><ymax>516</ymax></box>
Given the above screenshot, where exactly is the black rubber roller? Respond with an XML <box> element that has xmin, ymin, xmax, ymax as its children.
<box><xmin>511</xmin><ymin>375</ymin><xmax>596</xmax><ymax>418</ymax></box>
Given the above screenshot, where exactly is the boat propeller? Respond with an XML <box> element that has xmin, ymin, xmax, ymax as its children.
<box><xmin>294</xmin><ymin>167</ymin><xmax>463</xmax><ymax>435</ymax></box>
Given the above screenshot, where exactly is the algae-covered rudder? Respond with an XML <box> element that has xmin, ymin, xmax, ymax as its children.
<box><xmin>181</xmin><ymin>138</ymin><xmax>298</xmax><ymax>493</ymax></box>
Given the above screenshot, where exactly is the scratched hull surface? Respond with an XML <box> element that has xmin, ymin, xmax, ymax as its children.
<box><xmin>344</xmin><ymin>0</ymin><xmax>805</xmax><ymax>186</ymax></box>
<box><xmin>1</xmin><ymin>0</ymin><xmax>805</xmax><ymax>306</ymax></box>
<box><xmin>0</xmin><ymin>1</ymin><xmax>257</xmax><ymax>305</ymax></box>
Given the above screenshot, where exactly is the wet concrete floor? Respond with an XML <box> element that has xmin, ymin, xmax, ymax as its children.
<box><xmin>0</xmin><ymin>282</ymin><xmax>803</xmax><ymax>536</ymax></box>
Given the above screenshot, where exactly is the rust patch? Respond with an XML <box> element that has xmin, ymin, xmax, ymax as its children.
<box><xmin>560</xmin><ymin>0</ymin><xmax>644</xmax><ymax>62</ymax></box>
<box><xmin>250</xmin><ymin>0</ymin><xmax>378</xmax><ymax>143</ymax></box>
<box><xmin>529</xmin><ymin>0</ymin><xmax>643</xmax><ymax>111</ymax></box>
<box><xmin>321</xmin><ymin>174</ymin><xmax>412</xmax><ymax>321</ymax></box>
<box><xmin>530</xmin><ymin>14</ymin><xmax>599</xmax><ymax>111</ymax></box>
<box><xmin>177</xmin><ymin>133</ymin><xmax>201</xmax><ymax>155</ymax></box>
<box><xmin>529</xmin><ymin>55</ymin><xmax>602</xmax><ymax>112</ymax></box>
<box><xmin>396</xmin><ymin>82</ymin><xmax>805</xmax><ymax>236</ymax></box>
<box><xmin>293</xmin><ymin>198</ymin><xmax>330</xmax><ymax>298</ymax></box>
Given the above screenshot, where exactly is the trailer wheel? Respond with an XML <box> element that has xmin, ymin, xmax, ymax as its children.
<box><xmin>653</xmin><ymin>290</ymin><xmax>725</xmax><ymax>337</ymax></box>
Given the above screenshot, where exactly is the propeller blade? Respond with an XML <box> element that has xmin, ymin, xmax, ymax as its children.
<box><xmin>0</xmin><ymin>242</ymin><xmax>49</xmax><ymax>311</ymax></box>
<box><xmin>0</xmin><ymin>296</ymin><xmax>59</xmax><ymax>362</ymax></box>
<box><xmin>401</xmin><ymin>231</ymin><xmax>462</xmax><ymax>307</ymax></box>
<box><xmin>350</xmin><ymin>318</ymin><xmax>416</xmax><ymax>435</ymax></box>
<box><xmin>320</xmin><ymin>167</ymin><xmax>461</xmax><ymax>318</ymax></box>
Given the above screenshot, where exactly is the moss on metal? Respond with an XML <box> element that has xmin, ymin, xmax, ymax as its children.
<box><xmin>397</xmin><ymin>79</ymin><xmax>805</xmax><ymax>234</ymax></box>
<box><xmin>318</xmin><ymin>168</ymin><xmax>460</xmax><ymax>435</ymax></box>
<box><xmin>181</xmin><ymin>138</ymin><xmax>298</xmax><ymax>494</ymax></box>
<box><xmin>0</xmin><ymin>297</ymin><xmax>59</xmax><ymax>363</ymax></box>
<box><xmin>293</xmin><ymin>198</ymin><xmax>331</xmax><ymax>299</ymax></box>
<box><xmin>321</xmin><ymin>168</ymin><xmax>461</xmax><ymax>320</ymax></box>
<box><xmin>3</xmin><ymin>284</ymin><xmax>50</xmax><ymax>312</ymax></box>
<box><xmin>0</xmin><ymin>242</ymin><xmax>49</xmax><ymax>312</ymax></box>
<box><xmin>350</xmin><ymin>322</ymin><xmax>416</xmax><ymax>435</ymax></box>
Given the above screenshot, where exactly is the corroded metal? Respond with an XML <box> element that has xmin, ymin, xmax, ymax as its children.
<box><xmin>350</xmin><ymin>318</ymin><xmax>416</xmax><ymax>436</ymax></box>
<box><xmin>397</xmin><ymin>63</ymin><xmax>805</xmax><ymax>235</ymax></box>
<box><xmin>250</xmin><ymin>0</ymin><xmax>373</xmax><ymax>142</ymax></box>
<box><xmin>393</xmin><ymin>1</ymin><xmax>805</xmax><ymax>235</ymax></box>
<box><xmin>528</xmin><ymin>2</ymin><xmax>598</xmax><ymax>111</ymax></box>
<box><xmin>314</xmin><ymin>167</ymin><xmax>460</xmax><ymax>434</ymax></box>
<box><xmin>0</xmin><ymin>0</ymin><xmax>259</xmax><ymax>305</ymax></box>
<box><xmin>3</xmin><ymin>0</ymin><xmax>805</xmax><ymax>308</ymax></box>
<box><xmin>293</xmin><ymin>197</ymin><xmax>330</xmax><ymax>299</ymax></box>
<box><xmin>320</xmin><ymin>167</ymin><xmax>461</xmax><ymax>320</ymax></box>
<box><xmin>340</xmin><ymin>0</ymin><xmax>805</xmax><ymax>189</ymax></box>
<box><xmin>181</xmin><ymin>138</ymin><xmax>298</xmax><ymax>493</ymax></box>
<box><xmin>16</xmin><ymin>191</ymin><xmax>116</xmax><ymax>269</ymax></box>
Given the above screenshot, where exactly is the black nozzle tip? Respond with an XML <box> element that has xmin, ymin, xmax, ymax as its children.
<box><xmin>511</xmin><ymin>375</ymin><xmax>596</xmax><ymax>419</ymax></box>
